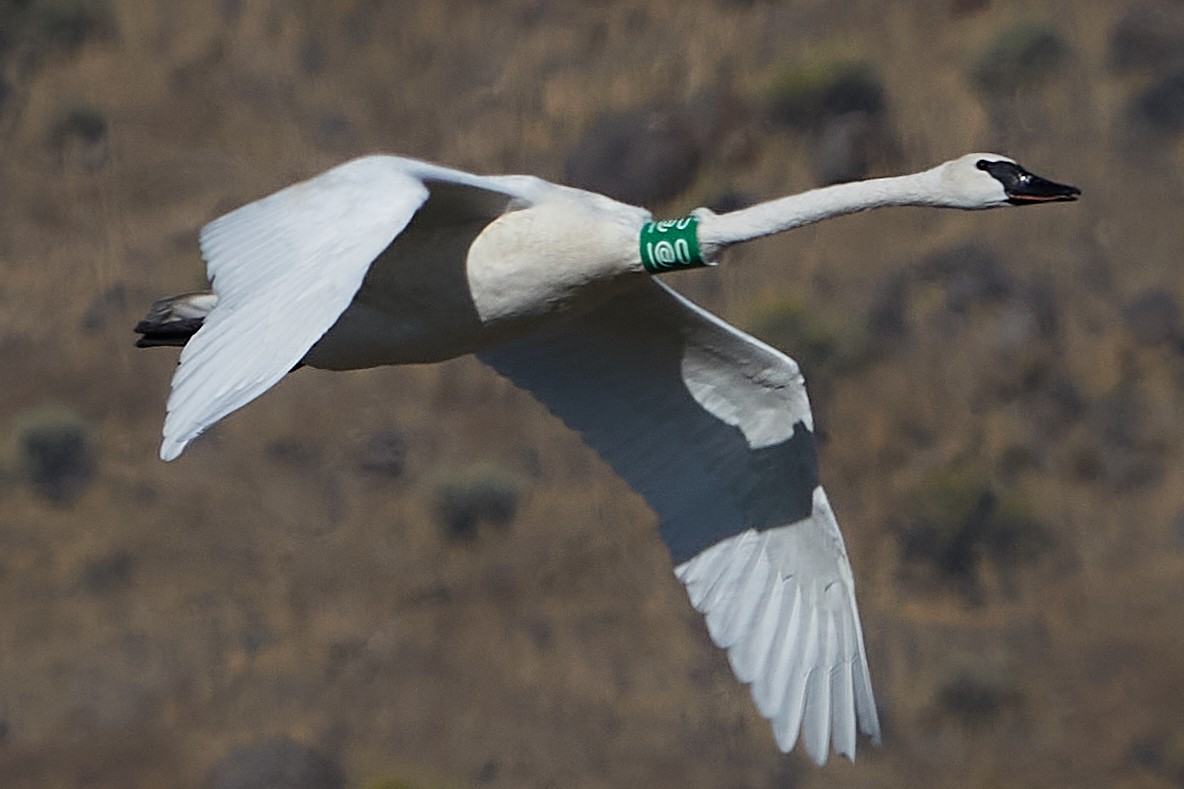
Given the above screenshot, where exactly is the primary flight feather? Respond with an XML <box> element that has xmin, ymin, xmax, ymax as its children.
<box><xmin>137</xmin><ymin>152</ymin><xmax>1078</xmax><ymax>764</ymax></box>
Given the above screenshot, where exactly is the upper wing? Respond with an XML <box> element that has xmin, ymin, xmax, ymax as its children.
<box><xmin>160</xmin><ymin>156</ymin><xmax>554</xmax><ymax>461</ymax></box>
<box><xmin>478</xmin><ymin>280</ymin><xmax>880</xmax><ymax>764</ymax></box>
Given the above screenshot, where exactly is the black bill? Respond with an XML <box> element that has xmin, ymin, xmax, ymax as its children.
<box><xmin>976</xmin><ymin>159</ymin><xmax>1081</xmax><ymax>205</ymax></box>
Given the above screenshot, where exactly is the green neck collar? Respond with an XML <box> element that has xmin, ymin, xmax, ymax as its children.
<box><xmin>639</xmin><ymin>216</ymin><xmax>705</xmax><ymax>273</ymax></box>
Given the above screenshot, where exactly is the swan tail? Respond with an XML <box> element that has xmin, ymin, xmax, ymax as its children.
<box><xmin>134</xmin><ymin>292</ymin><xmax>218</xmax><ymax>348</ymax></box>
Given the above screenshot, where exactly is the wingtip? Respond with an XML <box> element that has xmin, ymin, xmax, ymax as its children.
<box><xmin>160</xmin><ymin>438</ymin><xmax>185</xmax><ymax>462</ymax></box>
<box><xmin>803</xmin><ymin>739</ymin><xmax>829</xmax><ymax>767</ymax></box>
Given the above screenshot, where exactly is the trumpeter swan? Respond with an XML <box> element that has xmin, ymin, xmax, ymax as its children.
<box><xmin>136</xmin><ymin>152</ymin><xmax>1078</xmax><ymax>764</ymax></box>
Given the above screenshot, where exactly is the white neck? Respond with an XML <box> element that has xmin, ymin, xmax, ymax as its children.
<box><xmin>695</xmin><ymin>167</ymin><xmax>946</xmax><ymax>260</ymax></box>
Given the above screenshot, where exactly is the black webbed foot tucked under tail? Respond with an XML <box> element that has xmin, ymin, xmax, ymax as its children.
<box><xmin>134</xmin><ymin>292</ymin><xmax>218</xmax><ymax>348</ymax></box>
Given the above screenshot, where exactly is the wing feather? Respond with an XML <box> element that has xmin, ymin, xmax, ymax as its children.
<box><xmin>775</xmin><ymin>600</ymin><xmax>817</xmax><ymax>753</ymax></box>
<box><xmin>161</xmin><ymin>156</ymin><xmax>430</xmax><ymax>459</ymax></box>
<box><xmin>160</xmin><ymin>155</ymin><xmax>556</xmax><ymax>460</ymax></box>
<box><xmin>479</xmin><ymin>280</ymin><xmax>879</xmax><ymax>763</ymax></box>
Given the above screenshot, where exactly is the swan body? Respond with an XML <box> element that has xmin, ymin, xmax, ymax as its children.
<box><xmin>137</xmin><ymin>152</ymin><xmax>1078</xmax><ymax>764</ymax></box>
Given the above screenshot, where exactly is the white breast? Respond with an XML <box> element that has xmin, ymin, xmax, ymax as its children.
<box><xmin>466</xmin><ymin>199</ymin><xmax>649</xmax><ymax>323</ymax></box>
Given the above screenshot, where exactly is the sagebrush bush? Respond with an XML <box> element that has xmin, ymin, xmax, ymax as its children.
<box><xmin>765</xmin><ymin>59</ymin><xmax>884</xmax><ymax>131</ymax></box>
<box><xmin>936</xmin><ymin>667</ymin><xmax>1023</xmax><ymax>728</ymax></box>
<box><xmin>1131</xmin><ymin>728</ymin><xmax>1184</xmax><ymax>786</ymax></box>
<box><xmin>1131</xmin><ymin>68</ymin><xmax>1184</xmax><ymax>137</ymax></box>
<box><xmin>896</xmin><ymin>461</ymin><xmax>1052</xmax><ymax>602</ymax></box>
<box><xmin>47</xmin><ymin>101</ymin><xmax>108</xmax><ymax>168</ymax></box>
<box><xmin>747</xmin><ymin>298</ymin><xmax>869</xmax><ymax>380</ymax></box>
<box><xmin>354</xmin><ymin>428</ymin><xmax>406</xmax><ymax>478</ymax></box>
<box><xmin>432</xmin><ymin>463</ymin><xmax>525</xmax><ymax>541</ymax></box>
<box><xmin>0</xmin><ymin>0</ymin><xmax>112</xmax><ymax>61</ymax></box>
<box><xmin>971</xmin><ymin>24</ymin><xmax>1067</xmax><ymax>96</ymax></box>
<box><xmin>6</xmin><ymin>404</ymin><xmax>96</xmax><ymax>505</ymax></box>
<box><xmin>25</xmin><ymin>0</ymin><xmax>111</xmax><ymax>53</ymax></box>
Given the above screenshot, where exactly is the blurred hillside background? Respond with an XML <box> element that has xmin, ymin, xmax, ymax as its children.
<box><xmin>1</xmin><ymin>0</ymin><xmax>1183</xmax><ymax>786</ymax></box>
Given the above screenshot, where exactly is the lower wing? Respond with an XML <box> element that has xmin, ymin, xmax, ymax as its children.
<box><xmin>479</xmin><ymin>279</ymin><xmax>880</xmax><ymax>764</ymax></box>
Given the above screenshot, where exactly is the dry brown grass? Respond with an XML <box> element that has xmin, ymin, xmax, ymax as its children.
<box><xmin>1</xmin><ymin>1</ymin><xmax>1183</xmax><ymax>787</ymax></box>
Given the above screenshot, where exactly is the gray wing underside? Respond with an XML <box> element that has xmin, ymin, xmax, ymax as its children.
<box><xmin>478</xmin><ymin>279</ymin><xmax>880</xmax><ymax>763</ymax></box>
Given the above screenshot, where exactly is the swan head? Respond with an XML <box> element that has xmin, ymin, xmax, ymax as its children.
<box><xmin>935</xmin><ymin>153</ymin><xmax>1080</xmax><ymax>209</ymax></box>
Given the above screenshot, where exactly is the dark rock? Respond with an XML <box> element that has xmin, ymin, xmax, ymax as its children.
<box><xmin>565</xmin><ymin>108</ymin><xmax>701</xmax><ymax>205</ymax></box>
<box><xmin>207</xmin><ymin>738</ymin><xmax>344</xmax><ymax>789</ymax></box>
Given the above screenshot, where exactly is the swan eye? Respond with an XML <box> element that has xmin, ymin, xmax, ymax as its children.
<box><xmin>975</xmin><ymin>159</ymin><xmax>990</xmax><ymax>171</ymax></box>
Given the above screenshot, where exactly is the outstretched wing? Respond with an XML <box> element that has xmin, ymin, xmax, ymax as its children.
<box><xmin>479</xmin><ymin>280</ymin><xmax>880</xmax><ymax>764</ymax></box>
<box><xmin>160</xmin><ymin>156</ymin><xmax>553</xmax><ymax>461</ymax></box>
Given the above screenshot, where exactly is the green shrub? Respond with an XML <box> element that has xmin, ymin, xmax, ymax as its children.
<box><xmin>0</xmin><ymin>0</ymin><xmax>112</xmax><ymax>61</ymax></box>
<box><xmin>355</xmin><ymin>428</ymin><xmax>406</xmax><ymax>478</ymax></box>
<box><xmin>432</xmin><ymin>463</ymin><xmax>525</xmax><ymax>541</ymax></box>
<box><xmin>897</xmin><ymin>461</ymin><xmax>1052</xmax><ymax>602</ymax></box>
<box><xmin>747</xmin><ymin>298</ymin><xmax>868</xmax><ymax>378</ymax></box>
<box><xmin>48</xmin><ymin>102</ymin><xmax>107</xmax><ymax>168</ymax></box>
<box><xmin>6</xmin><ymin>404</ymin><xmax>95</xmax><ymax>505</ymax></box>
<box><xmin>971</xmin><ymin>24</ymin><xmax>1067</xmax><ymax>96</ymax></box>
<box><xmin>26</xmin><ymin>0</ymin><xmax>111</xmax><ymax>53</ymax></box>
<box><xmin>936</xmin><ymin>667</ymin><xmax>1023</xmax><ymax>728</ymax></box>
<box><xmin>1131</xmin><ymin>729</ymin><xmax>1184</xmax><ymax>785</ymax></box>
<box><xmin>80</xmin><ymin>549</ymin><xmax>134</xmax><ymax>595</ymax></box>
<box><xmin>766</xmin><ymin>59</ymin><xmax>884</xmax><ymax>131</ymax></box>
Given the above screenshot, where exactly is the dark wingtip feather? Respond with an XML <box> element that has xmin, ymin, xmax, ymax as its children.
<box><xmin>133</xmin><ymin>292</ymin><xmax>217</xmax><ymax>349</ymax></box>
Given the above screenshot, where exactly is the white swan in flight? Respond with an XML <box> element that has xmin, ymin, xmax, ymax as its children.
<box><xmin>136</xmin><ymin>152</ymin><xmax>1078</xmax><ymax>764</ymax></box>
